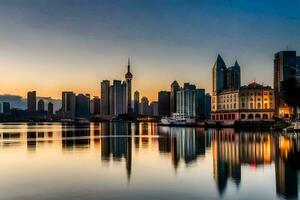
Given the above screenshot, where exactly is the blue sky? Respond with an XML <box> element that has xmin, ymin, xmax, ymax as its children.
<box><xmin>0</xmin><ymin>0</ymin><xmax>299</xmax><ymax>100</ymax></box>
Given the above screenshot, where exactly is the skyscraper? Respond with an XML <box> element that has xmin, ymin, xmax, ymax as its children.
<box><xmin>121</xmin><ymin>81</ymin><xmax>127</xmax><ymax>114</ymax></box>
<box><xmin>62</xmin><ymin>91</ymin><xmax>76</xmax><ymax>119</ymax></box>
<box><xmin>75</xmin><ymin>94</ymin><xmax>90</xmax><ymax>119</ymax></box>
<box><xmin>213</xmin><ymin>55</ymin><xmax>227</xmax><ymax>94</ymax></box>
<box><xmin>170</xmin><ymin>81</ymin><xmax>180</xmax><ymax>114</ymax></box>
<box><xmin>158</xmin><ymin>91</ymin><xmax>171</xmax><ymax>117</ymax></box>
<box><xmin>109</xmin><ymin>85</ymin><xmax>115</xmax><ymax>115</ymax></box>
<box><xmin>90</xmin><ymin>96</ymin><xmax>101</xmax><ymax>115</ymax></box>
<box><xmin>125</xmin><ymin>58</ymin><xmax>133</xmax><ymax>113</ymax></box>
<box><xmin>196</xmin><ymin>89</ymin><xmax>206</xmax><ymax>120</ymax></box>
<box><xmin>177</xmin><ymin>84</ymin><xmax>196</xmax><ymax>117</ymax></box>
<box><xmin>27</xmin><ymin>91</ymin><xmax>36</xmax><ymax>112</ymax></box>
<box><xmin>101</xmin><ymin>80</ymin><xmax>110</xmax><ymax>115</ymax></box>
<box><xmin>133</xmin><ymin>91</ymin><xmax>140</xmax><ymax>114</ymax></box>
<box><xmin>205</xmin><ymin>93</ymin><xmax>212</xmax><ymax>119</ymax></box>
<box><xmin>112</xmin><ymin>80</ymin><xmax>123</xmax><ymax>115</ymax></box>
<box><xmin>274</xmin><ymin>51</ymin><xmax>300</xmax><ymax>117</ymax></box>
<box><xmin>37</xmin><ymin>99</ymin><xmax>45</xmax><ymax>112</ymax></box>
<box><xmin>226</xmin><ymin>61</ymin><xmax>241</xmax><ymax>90</ymax></box>
<box><xmin>139</xmin><ymin>96</ymin><xmax>149</xmax><ymax>115</ymax></box>
<box><xmin>149</xmin><ymin>101</ymin><xmax>159</xmax><ymax>116</ymax></box>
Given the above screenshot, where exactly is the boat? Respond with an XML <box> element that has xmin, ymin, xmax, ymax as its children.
<box><xmin>160</xmin><ymin>113</ymin><xmax>196</xmax><ymax>126</ymax></box>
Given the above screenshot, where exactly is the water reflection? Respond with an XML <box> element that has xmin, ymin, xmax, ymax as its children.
<box><xmin>0</xmin><ymin>122</ymin><xmax>299</xmax><ymax>199</ymax></box>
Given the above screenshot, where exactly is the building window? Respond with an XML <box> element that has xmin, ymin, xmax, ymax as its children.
<box><xmin>264</xmin><ymin>103</ymin><xmax>267</xmax><ymax>109</ymax></box>
<box><xmin>241</xmin><ymin>114</ymin><xmax>246</xmax><ymax>119</ymax></box>
<box><xmin>242</xmin><ymin>103</ymin><xmax>245</xmax><ymax>108</ymax></box>
<box><xmin>248</xmin><ymin>114</ymin><xmax>254</xmax><ymax>119</ymax></box>
<box><xmin>250</xmin><ymin>103</ymin><xmax>253</xmax><ymax>109</ymax></box>
<box><xmin>255</xmin><ymin>114</ymin><xmax>261</xmax><ymax>119</ymax></box>
<box><xmin>263</xmin><ymin>114</ymin><xmax>268</xmax><ymax>119</ymax></box>
<box><xmin>257</xmin><ymin>103</ymin><xmax>261</xmax><ymax>109</ymax></box>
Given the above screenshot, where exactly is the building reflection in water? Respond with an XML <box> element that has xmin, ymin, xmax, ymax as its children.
<box><xmin>211</xmin><ymin>128</ymin><xmax>300</xmax><ymax>199</ymax></box>
<box><xmin>158</xmin><ymin>127</ymin><xmax>209</xmax><ymax>169</ymax></box>
<box><xmin>101</xmin><ymin>122</ymin><xmax>132</xmax><ymax>180</ymax></box>
<box><xmin>62</xmin><ymin>123</ymin><xmax>90</xmax><ymax>150</ymax></box>
<box><xmin>0</xmin><ymin>123</ymin><xmax>300</xmax><ymax>199</ymax></box>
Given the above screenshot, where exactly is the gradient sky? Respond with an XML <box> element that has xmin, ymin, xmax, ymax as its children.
<box><xmin>0</xmin><ymin>0</ymin><xmax>299</xmax><ymax>101</ymax></box>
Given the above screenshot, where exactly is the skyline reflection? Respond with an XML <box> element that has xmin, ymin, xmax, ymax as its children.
<box><xmin>0</xmin><ymin>123</ymin><xmax>299</xmax><ymax>199</ymax></box>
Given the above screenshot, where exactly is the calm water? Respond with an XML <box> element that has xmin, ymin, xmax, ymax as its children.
<box><xmin>0</xmin><ymin>122</ymin><xmax>299</xmax><ymax>200</ymax></box>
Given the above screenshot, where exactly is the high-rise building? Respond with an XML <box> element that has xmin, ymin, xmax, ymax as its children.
<box><xmin>213</xmin><ymin>55</ymin><xmax>227</xmax><ymax>94</ymax></box>
<box><xmin>75</xmin><ymin>94</ymin><xmax>90</xmax><ymax>119</ymax></box>
<box><xmin>170</xmin><ymin>81</ymin><xmax>180</xmax><ymax>114</ymax></box>
<box><xmin>177</xmin><ymin>85</ymin><xmax>196</xmax><ymax>117</ymax></box>
<box><xmin>109</xmin><ymin>85</ymin><xmax>115</xmax><ymax>115</ymax></box>
<box><xmin>139</xmin><ymin>96</ymin><xmax>149</xmax><ymax>115</ymax></box>
<box><xmin>121</xmin><ymin>81</ymin><xmax>127</xmax><ymax>114</ymax></box>
<box><xmin>158</xmin><ymin>91</ymin><xmax>170</xmax><ymax>116</ymax></box>
<box><xmin>205</xmin><ymin>93</ymin><xmax>212</xmax><ymax>119</ymax></box>
<box><xmin>90</xmin><ymin>96</ymin><xmax>101</xmax><ymax>115</ymax></box>
<box><xmin>37</xmin><ymin>99</ymin><xmax>45</xmax><ymax>112</ymax></box>
<box><xmin>149</xmin><ymin>101</ymin><xmax>159</xmax><ymax>116</ymax></box>
<box><xmin>133</xmin><ymin>91</ymin><xmax>140</xmax><ymax>114</ymax></box>
<box><xmin>112</xmin><ymin>80</ymin><xmax>123</xmax><ymax>115</ymax></box>
<box><xmin>27</xmin><ymin>91</ymin><xmax>36</xmax><ymax>112</ymax></box>
<box><xmin>101</xmin><ymin>80</ymin><xmax>110</xmax><ymax>115</ymax></box>
<box><xmin>226</xmin><ymin>61</ymin><xmax>241</xmax><ymax>90</ymax></box>
<box><xmin>196</xmin><ymin>89</ymin><xmax>206</xmax><ymax>120</ymax></box>
<box><xmin>62</xmin><ymin>91</ymin><xmax>76</xmax><ymax>119</ymax></box>
<box><xmin>274</xmin><ymin>51</ymin><xmax>300</xmax><ymax>117</ymax></box>
<box><xmin>47</xmin><ymin>102</ymin><xmax>53</xmax><ymax>116</ymax></box>
<box><xmin>125</xmin><ymin>58</ymin><xmax>133</xmax><ymax>113</ymax></box>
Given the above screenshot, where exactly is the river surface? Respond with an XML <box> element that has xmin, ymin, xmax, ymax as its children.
<box><xmin>0</xmin><ymin>122</ymin><xmax>299</xmax><ymax>200</ymax></box>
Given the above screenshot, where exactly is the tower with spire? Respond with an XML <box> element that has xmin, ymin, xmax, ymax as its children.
<box><xmin>227</xmin><ymin>60</ymin><xmax>241</xmax><ymax>90</ymax></box>
<box><xmin>212</xmin><ymin>54</ymin><xmax>227</xmax><ymax>94</ymax></box>
<box><xmin>125</xmin><ymin>58</ymin><xmax>133</xmax><ymax>113</ymax></box>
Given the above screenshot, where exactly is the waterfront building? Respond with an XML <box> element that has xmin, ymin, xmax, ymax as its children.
<box><xmin>226</xmin><ymin>61</ymin><xmax>241</xmax><ymax>90</ymax></box>
<box><xmin>75</xmin><ymin>94</ymin><xmax>90</xmax><ymax>119</ymax></box>
<box><xmin>139</xmin><ymin>96</ymin><xmax>149</xmax><ymax>115</ymax></box>
<box><xmin>274</xmin><ymin>51</ymin><xmax>300</xmax><ymax>118</ymax></box>
<box><xmin>37</xmin><ymin>99</ymin><xmax>45</xmax><ymax>112</ymax></box>
<box><xmin>170</xmin><ymin>80</ymin><xmax>180</xmax><ymax>114</ymax></box>
<box><xmin>211</xmin><ymin>82</ymin><xmax>275</xmax><ymax>121</ymax></box>
<box><xmin>121</xmin><ymin>81</ymin><xmax>127</xmax><ymax>114</ymax></box>
<box><xmin>90</xmin><ymin>96</ymin><xmax>101</xmax><ymax>115</ymax></box>
<box><xmin>125</xmin><ymin>58</ymin><xmax>133</xmax><ymax>113</ymax></box>
<box><xmin>149</xmin><ymin>101</ymin><xmax>159</xmax><ymax>116</ymax></box>
<box><xmin>27</xmin><ymin>91</ymin><xmax>36</xmax><ymax>112</ymax></box>
<box><xmin>101</xmin><ymin>80</ymin><xmax>110</xmax><ymax>115</ymax></box>
<box><xmin>0</xmin><ymin>102</ymin><xmax>10</xmax><ymax>114</ymax></box>
<box><xmin>158</xmin><ymin>91</ymin><xmax>170</xmax><ymax>116</ymax></box>
<box><xmin>47</xmin><ymin>102</ymin><xmax>53</xmax><ymax>116</ymax></box>
<box><xmin>205</xmin><ymin>93</ymin><xmax>212</xmax><ymax>119</ymax></box>
<box><xmin>62</xmin><ymin>91</ymin><xmax>76</xmax><ymax>119</ymax></box>
<box><xmin>213</xmin><ymin>55</ymin><xmax>227</xmax><ymax>94</ymax></box>
<box><xmin>196</xmin><ymin>89</ymin><xmax>206</xmax><ymax>120</ymax></box>
<box><xmin>133</xmin><ymin>91</ymin><xmax>140</xmax><ymax>114</ymax></box>
<box><xmin>177</xmin><ymin>84</ymin><xmax>196</xmax><ymax>117</ymax></box>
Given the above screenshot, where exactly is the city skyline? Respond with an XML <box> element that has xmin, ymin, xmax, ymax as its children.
<box><xmin>0</xmin><ymin>1</ymin><xmax>300</xmax><ymax>101</ymax></box>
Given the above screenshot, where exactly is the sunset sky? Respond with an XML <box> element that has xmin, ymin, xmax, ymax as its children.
<box><xmin>0</xmin><ymin>0</ymin><xmax>299</xmax><ymax>101</ymax></box>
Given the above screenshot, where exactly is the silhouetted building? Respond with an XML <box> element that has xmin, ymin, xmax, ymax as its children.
<box><xmin>196</xmin><ymin>89</ymin><xmax>206</xmax><ymax>120</ymax></box>
<box><xmin>149</xmin><ymin>101</ymin><xmax>159</xmax><ymax>116</ymax></box>
<box><xmin>75</xmin><ymin>94</ymin><xmax>90</xmax><ymax>119</ymax></box>
<box><xmin>205</xmin><ymin>93</ymin><xmax>211</xmax><ymax>119</ymax></box>
<box><xmin>125</xmin><ymin>58</ymin><xmax>133</xmax><ymax>113</ymax></box>
<box><xmin>0</xmin><ymin>102</ymin><xmax>10</xmax><ymax>114</ymax></box>
<box><xmin>101</xmin><ymin>80</ymin><xmax>110</xmax><ymax>115</ymax></box>
<box><xmin>158</xmin><ymin>91</ymin><xmax>170</xmax><ymax>116</ymax></box>
<box><xmin>170</xmin><ymin>80</ymin><xmax>180</xmax><ymax>114</ymax></box>
<box><xmin>62</xmin><ymin>91</ymin><xmax>76</xmax><ymax>119</ymax></box>
<box><xmin>139</xmin><ymin>96</ymin><xmax>149</xmax><ymax>115</ymax></box>
<box><xmin>274</xmin><ymin>51</ymin><xmax>300</xmax><ymax>118</ymax></box>
<box><xmin>27</xmin><ymin>91</ymin><xmax>36</xmax><ymax>112</ymax></box>
<box><xmin>37</xmin><ymin>99</ymin><xmax>45</xmax><ymax>112</ymax></box>
<box><xmin>109</xmin><ymin>85</ymin><xmax>114</xmax><ymax>115</ymax></box>
<box><xmin>226</xmin><ymin>61</ymin><xmax>241</xmax><ymax>90</ymax></box>
<box><xmin>47</xmin><ymin>102</ymin><xmax>53</xmax><ymax>115</ymax></box>
<box><xmin>90</xmin><ymin>96</ymin><xmax>101</xmax><ymax>115</ymax></box>
<box><xmin>133</xmin><ymin>91</ymin><xmax>140</xmax><ymax>114</ymax></box>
